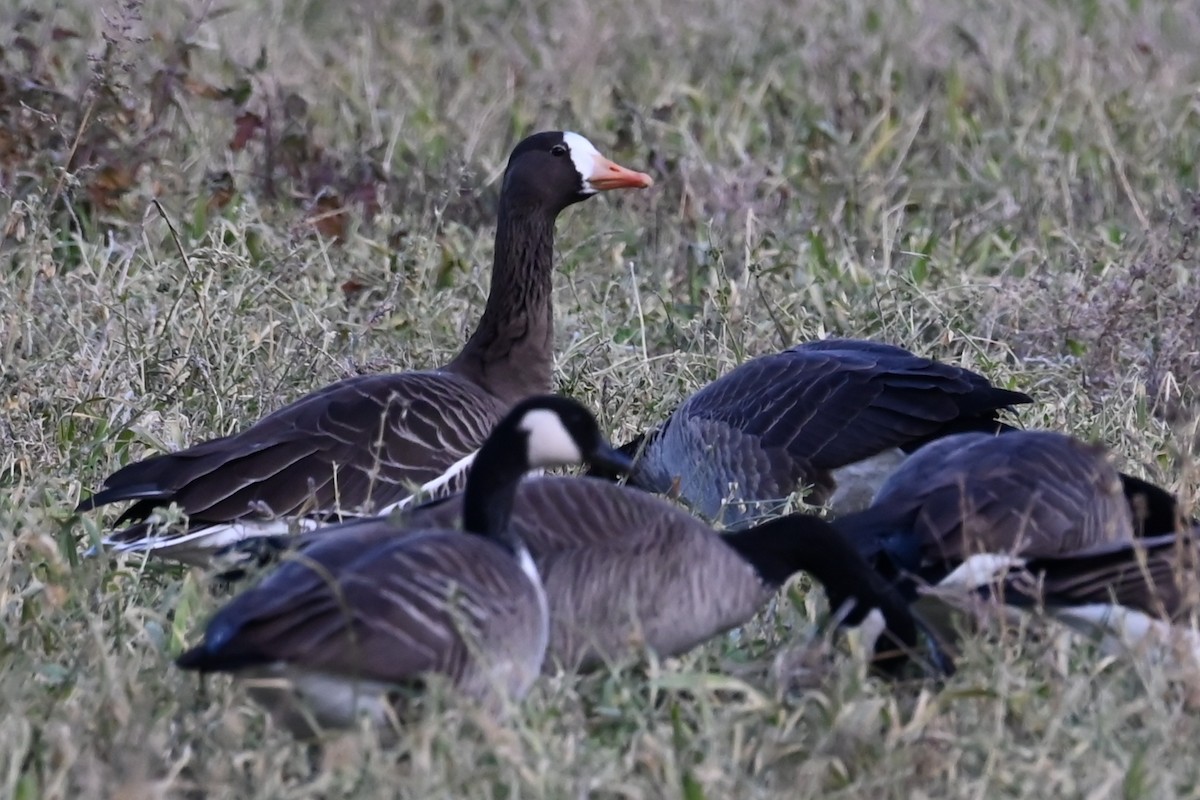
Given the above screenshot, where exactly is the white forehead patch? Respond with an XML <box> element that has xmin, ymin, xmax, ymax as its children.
<box><xmin>519</xmin><ymin>408</ymin><xmax>584</xmax><ymax>467</ymax></box>
<box><xmin>563</xmin><ymin>131</ymin><xmax>601</xmax><ymax>195</ymax></box>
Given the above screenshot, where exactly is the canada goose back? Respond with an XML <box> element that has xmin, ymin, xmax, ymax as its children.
<box><xmin>613</xmin><ymin>339</ymin><xmax>1032</xmax><ymax>528</ymax></box>
<box><xmin>400</xmin><ymin>477</ymin><xmax>767</xmax><ymax>671</ymax></box>
<box><xmin>387</xmin><ymin>477</ymin><xmax>932</xmax><ymax>673</ymax></box>
<box><xmin>842</xmin><ymin>430</ymin><xmax>1137</xmax><ymax>580</ymax></box>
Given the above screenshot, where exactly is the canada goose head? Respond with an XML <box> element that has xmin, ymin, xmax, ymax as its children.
<box><xmin>462</xmin><ymin>395</ymin><xmax>635</xmax><ymax>537</ymax></box>
<box><xmin>502</xmin><ymin>131</ymin><xmax>653</xmax><ymax>213</ymax></box>
<box><xmin>513</xmin><ymin>395</ymin><xmax>634</xmax><ymax>473</ymax></box>
<box><xmin>723</xmin><ymin>514</ymin><xmax>954</xmax><ymax>675</ymax></box>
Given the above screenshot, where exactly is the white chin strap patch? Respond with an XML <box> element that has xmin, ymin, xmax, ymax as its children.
<box><xmin>563</xmin><ymin>131</ymin><xmax>601</xmax><ymax>195</ymax></box>
<box><xmin>519</xmin><ymin>408</ymin><xmax>584</xmax><ymax>467</ymax></box>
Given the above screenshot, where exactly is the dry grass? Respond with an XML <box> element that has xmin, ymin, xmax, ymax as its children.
<box><xmin>3</xmin><ymin>0</ymin><xmax>1200</xmax><ymax>796</ymax></box>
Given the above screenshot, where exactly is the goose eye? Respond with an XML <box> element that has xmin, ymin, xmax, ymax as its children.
<box><xmin>551</xmin><ymin>144</ymin><xmax>568</xmax><ymax>157</ymax></box>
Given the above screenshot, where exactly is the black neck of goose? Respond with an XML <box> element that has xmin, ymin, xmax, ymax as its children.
<box><xmin>449</xmin><ymin>200</ymin><xmax>557</xmax><ymax>405</ymax></box>
<box><xmin>723</xmin><ymin>515</ymin><xmax>920</xmax><ymax>645</ymax></box>
<box><xmin>459</xmin><ymin>435</ymin><xmax>528</xmax><ymax>555</ymax></box>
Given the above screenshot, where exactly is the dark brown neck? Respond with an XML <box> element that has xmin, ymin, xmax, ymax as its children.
<box><xmin>447</xmin><ymin>201</ymin><xmax>557</xmax><ymax>405</ymax></box>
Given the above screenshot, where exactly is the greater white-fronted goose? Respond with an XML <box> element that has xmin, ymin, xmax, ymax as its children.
<box><xmin>77</xmin><ymin>132</ymin><xmax>652</xmax><ymax>563</ymax></box>
<box><xmin>591</xmin><ymin>338</ymin><xmax>1033</xmax><ymax>528</ymax></box>
<box><xmin>175</xmin><ymin>395</ymin><xmax>632</xmax><ymax>739</ymax></box>
<box><xmin>280</xmin><ymin>476</ymin><xmax>950</xmax><ymax>676</ymax></box>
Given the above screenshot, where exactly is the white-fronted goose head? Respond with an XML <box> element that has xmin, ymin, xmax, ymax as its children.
<box><xmin>175</xmin><ymin>395</ymin><xmax>632</xmax><ymax>739</ymax></box>
<box><xmin>76</xmin><ymin>132</ymin><xmax>651</xmax><ymax>563</ymax></box>
<box><xmin>590</xmin><ymin>338</ymin><xmax>1033</xmax><ymax>528</ymax></box>
<box><xmin>280</xmin><ymin>477</ymin><xmax>952</xmax><ymax>677</ymax></box>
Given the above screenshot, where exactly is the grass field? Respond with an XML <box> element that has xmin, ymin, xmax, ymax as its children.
<box><xmin>3</xmin><ymin>0</ymin><xmax>1200</xmax><ymax>796</ymax></box>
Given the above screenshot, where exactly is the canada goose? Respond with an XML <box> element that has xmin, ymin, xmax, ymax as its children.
<box><xmin>831</xmin><ymin>429</ymin><xmax>1189</xmax><ymax>660</ymax></box>
<box><xmin>835</xmin><ymin>429</ymin><xmax>1186</xmax><ymax>588</ymax></box>
<box><xmin>77</xmin><ymin>132</ymin><xmax>652</xmax><ymax>563</ymax></box>
<box><xmin>282</xmin><ymin>476</ymin><xmax>950</xmax><ymax>676</ymax></box>
<box><xmin>590</xmin><ymin>338</ymin><xmax>1033</xmax><ymax>528</ymax></box>
<box><xmin>175</xmin><ymin>395</ymin><xmax>633</xmax><ymax>739</ymax></box>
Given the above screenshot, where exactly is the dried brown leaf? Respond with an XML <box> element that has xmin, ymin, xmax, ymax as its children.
<box><xmin>183</xmin><ymin>77</ymin><xmax>224</xmax><ymax>101</ymax></box>
<box><xmin>229</xmin><ymin>111</ymin><xmax>263</xmax><ymax>152</ymax></box>
<box><xmin>306</xmin><ymin>191</ymin><xmax>348</xmax><ymax>242</ymax></box>
<box><xmin>205</xmin><ymin>170</ymin><xmax>236</xmax><ymax>212</ymax></box>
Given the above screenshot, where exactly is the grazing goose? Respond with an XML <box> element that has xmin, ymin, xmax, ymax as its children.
<box><xmin>591</xmin><ymin>339</ymin><xmax>1033</xmax><ymax>528</ymax></box>
<box><xmin>77</xmin><ymin>132</ymin><xmax>652</xmax><ymax>563</ymax></box>
<box><xmin>175</xmin><ymin>395</ymin><xmax>633</xmax><ymax>739</ymax></box>
<box><xmin>282</xmin><ymin>477</ymin><xmax>951</xmax><ymax>676</ymax></box>
<box><xmin>833</xmin><ymin>429</ymin><xmax>1189</xmax><ymax>660</ymax></box>
<box><xmin>836</xmin><ymin>429</ymin><xmax>1185</xmax><ymax>586</ymax></box>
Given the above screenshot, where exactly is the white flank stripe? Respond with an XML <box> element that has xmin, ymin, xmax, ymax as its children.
<box><xmin>97</xmin><ymin>449</ymin><xmax>558</xmax><ymax>562</ymax></box>
<box><xmin>516</xmin><ymin>546</ymin><xmax>540</xmax><ymax>584</ymax></box>
<box><xmin>103</xmin><ymin>518</ymin><xmax>322</xmax><ymax>565</ymax></box>
<box><xmin>378</xmin><ymin>450</ymin><xmax>480</xmax><ymax>515</ymax></box>
<box><xmin>516</xmin><ymin>544</ymin><xmax>550</xmax><ymax>664</ymax></box>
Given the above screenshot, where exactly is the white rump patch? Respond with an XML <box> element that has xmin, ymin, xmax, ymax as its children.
<box><xmin>563</xmin><ymin>131</ymin><xmax>601</xmax><ymax>195</ymax></box>
<box><xmin>934</xmin><ymin>553</ymin><xmax>1027</xmax><ymax>591</ymax></box>
<box><xmin>1050</xmin><ymin>604</ymin><xmax>1200</xmax><ymax>664</ymax></box>
<box><xmin>519</xmin><ymin>408</ymin><xmax>583</xmax><ymax>467</ymax></box>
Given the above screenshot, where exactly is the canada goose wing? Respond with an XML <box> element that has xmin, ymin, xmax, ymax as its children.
<box><xmin>636</xmin><ymin>340</ymin><xmax>1030</xmax><ymax>523</ymax></box>
<box><xmin>872</xmin><ymin>431</ymin><xmax>1135</xmax><ymax>565</ymax></box>
<box><xmin>1013</xmin><ymin>532</ymin><xmax>1200</xmax><ymax>620</ymax></box>
<box><xmin>672</xmin><ymin>339</ymin><xmax>1030</xmax><ymax>468</ymax></box>
<box><xmin>352</xmin><ymin>477</ymin><xmax>765</xmax><ymax>668</ymax></box>
<box><xmin>180</xmin><ymin>530</ymin><xmax>542</xmax><ymax>684</ymax></box>
<box><xmin>393</xmin><ymin>476</ymin><xmax>673</xmax><ymax>552</ymax></box>
<box><xmin>537</xmin><ymin>521</ymin><xmax>766</xmax><ymax>670</ymax></box>
<box><xmin>86</xmin><ymin>371</ymin><xmax>504</xmax><ymax>539</ymax></box>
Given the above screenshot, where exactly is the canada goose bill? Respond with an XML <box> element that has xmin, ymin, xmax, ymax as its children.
<box><xmin>833</xmin><ymin>429</ymin><xmax>1188</xmax><ymax>658</ymax></box>
<box><xmin>589</xmin><ymin>338</ymin><xmax>1033</xmax><ymax>529</ymax></box>
<box><xmin>77</xmin><ymin>132</ymin><xmax>651</xmax><ymax>564</ymax></box>
<box><xmin>277</xmin><ymin>475</ymin><xmax>953</xmax><ymax>679</ymax></box>
<box><xmin>175</xmin><ymin>395</ymin><xmax>632</xmax><ymax>740</ymax></box>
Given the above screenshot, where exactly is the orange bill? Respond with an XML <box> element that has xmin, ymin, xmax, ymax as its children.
<box><xmin>588</xmin><ymin>156</ymin><xmax>654</xmax><ymax>191</ymax></box>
